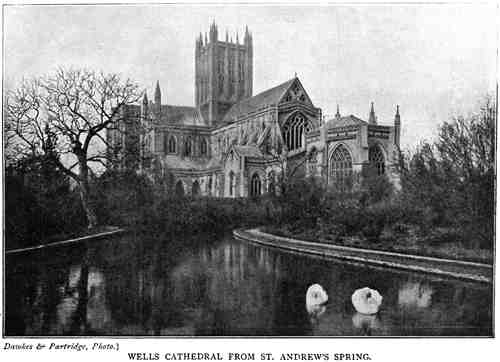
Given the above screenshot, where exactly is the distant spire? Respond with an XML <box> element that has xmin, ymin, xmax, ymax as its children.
<box><xmin>154</xmin><ymin>81</ymin><xmax>161</xmax><ymax>106</ymax></box>
<box><xmin>368</xmin><ymin>102</ymin><xmax>377</xmax><ymax>125</ymax></box>
<box><xmin>143</xmin><ymin>92</ymin><xmax>148</xmax><ymax>104</ymax></box>
<box><xmin>335</xmin><ymin>104</ymin><xmax>341</xmax><ymax>118</ymax></box>
<box><xmin>226</xmin><ymin>30</ymin><xmax>228</xmax><ymax>42</ymax></box>
<box><xmin>394</xmin><ymin>105</ymin><xmax>401</xmax><ymax>124</ymax></box>
<box><xmin>204</xmin><ymin>32</ymin><xmax>208</xmax><ymax>45</ymax></box>
<box><xmin>236</xmin><ymin>32</ymin><xmax>239</xmax><ymax>44</ymax></box>
<box><xmin>294</xmin><ymin>72</ymin><xmax>297</xmax><ymax>78</ymax></box>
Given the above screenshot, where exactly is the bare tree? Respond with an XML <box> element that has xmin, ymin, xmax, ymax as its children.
<box><xmin>5</xmin><ymin>68</ymin><xmax>142</xmax><ymax>228</ymax></box>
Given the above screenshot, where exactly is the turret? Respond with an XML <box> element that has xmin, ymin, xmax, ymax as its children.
<box><xmin>154</xmin><ymin>80</ymin><xmax>161</xmax><ymax>106</ymax></box>
<box><xmin>142</xmin><ymin>92</ymin><xmax>148</xmax><ymax>118</ymax></box>
<box><xmin>394</xmin><ymin>105</ymin><xmax>401</xmax><ymax>147</ymax></box>
<box><xmin>209</xmin><ymin>21</ymin><xmax>218</xmax><ymax>43</ymax></box>
<box><xmin>368</xmin><ymin>102</ymin><xmax>377</xmax><ymax>125</ymax></box>
<box><xmin>244</xmin><ymin>26</ymin><xmax>253</xmax><ymax>97</ymax></box>
<box><xmin>234</xmin><ymin>32</ymin><xmax>241</xmax><ymax>99</ymax></box>
<box><xmin>335</xmin><ymin>104</ymin><xmax>341</xmax><ymax>118</ymax></box>
<box><xmin>224</xmin><ymin>34</ymin><xmax>230</xmax><ymax>99</ymax></box>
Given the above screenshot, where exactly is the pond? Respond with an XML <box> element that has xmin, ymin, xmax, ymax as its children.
<box><xmin>4</xmin><ymin>232</ymin><xmax>493</xmax><ymax>336</ymax></box>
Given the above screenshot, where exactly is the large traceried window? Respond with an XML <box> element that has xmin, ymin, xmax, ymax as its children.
<box><xmin>369</xmin><ymin>145</ymin><xmax>385</xmax><ymax>175</ymax></box>
<box><xmin>329</xmin><ymin>145</ymin><xmax>353</xmax><ymax>190</ymax></box>
<box><xmin>250</xmin><ymin>173</ymin><xmax>262</xmax><ymax>197</ymax></box>
<box><xmin>282</xmin><ymin>113</ymin><xmax>311</xmax><ymax>151</ymax></box>
<box><xmin>168</xmin><ymin>136</ymin><xmax>177</xmax><ymax>154</ymax></box>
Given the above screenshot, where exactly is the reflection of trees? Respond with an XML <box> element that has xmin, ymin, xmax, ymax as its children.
<box><xmin>6</xmin><ymin>234</ymin><xmax>493</xmax><ymax>337</ymax></box>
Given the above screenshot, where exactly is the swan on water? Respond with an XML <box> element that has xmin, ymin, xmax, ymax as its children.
<box><xmin>351</xmin><ymin>287</ymin><xmax>382</xmax><ymax>315</ymax></box>
<box><xmin>306</xmin><ymin>284</ymin><xmax>328</xmax><ymax>319</ymax></box>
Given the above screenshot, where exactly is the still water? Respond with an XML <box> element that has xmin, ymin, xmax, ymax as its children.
<box><xmin>5</xmin><ymin>232</ymin><xmax>493</xmax><ymax>336</ymax></box>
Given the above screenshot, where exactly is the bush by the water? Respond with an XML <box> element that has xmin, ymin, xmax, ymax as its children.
<box><xmin>4</xmin><ymin>155</ymin><xmax>86</xmax><ymax>250</ymax></box>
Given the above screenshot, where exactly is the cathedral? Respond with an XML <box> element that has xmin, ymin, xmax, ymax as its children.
<box><xmin>108</xmin><ymin>22</ymin><xmax>402</xmax><ymax>197</ymax></box>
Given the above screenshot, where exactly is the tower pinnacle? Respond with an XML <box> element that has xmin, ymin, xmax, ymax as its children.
<box><xmin>368</xmin><ymin>102</ymin><xmax>377</xmax><ymax>125</ymax></box>
<box><xmin>154</xmin><ymin>81</ymin><xmax>161</xmax><ymax>106</ymax></box>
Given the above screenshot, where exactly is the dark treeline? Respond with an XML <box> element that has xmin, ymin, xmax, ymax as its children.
<box><xmin>4</xmin><ymin>98</ymin><xmax>495</xmax><ymax>262</ymax></box>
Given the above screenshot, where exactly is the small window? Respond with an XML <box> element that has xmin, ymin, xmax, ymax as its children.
<box><xmin>184</xmin><ymin>137</ymin><xmax>192</xmax><ymax>156</ymax></box>
<box><xmin>168</xmin><ymin>136</ymin><xmax>177</xmax><ymax>153</ymax></box>
<box><xmin>200</xmin><ymin>138</ymin><xmax>208</xmax><ymax>156</ymax></box>
<box><xmin>250</xmin><ymin>173</ymin><xmax>262</xmax><ymax>197</ymax></box>
<box><xmin>229</xmin><ymin>171</ymin><xmax>235</xmax><ymax>196</ymax></box>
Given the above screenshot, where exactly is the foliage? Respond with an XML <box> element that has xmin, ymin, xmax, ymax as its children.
<box><xmin>4</xmin><ymin>155</ymin><xmax>86</xmax><ymax>250</ymax></box>
<box><xmin>398</xmin><ymin>97</ymin><xmax>495</xmax><ymax>248</ymax></box>
<box><xmin>269</xmin><ymin>97</ymin><xmax>494</xmax><ymax>258</ymax></box>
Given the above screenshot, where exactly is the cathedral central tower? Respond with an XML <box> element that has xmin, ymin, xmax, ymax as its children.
<box><xmin>195</xmin><ymin>22</ymin><xmax>253</xmax><ymax>126</ymax></box>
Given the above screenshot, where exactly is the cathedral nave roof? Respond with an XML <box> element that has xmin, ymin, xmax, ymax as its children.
<box><xmin>221</xmin><ymin>78</ymin><xmax>296</xmax><ymax>124</ymax></box>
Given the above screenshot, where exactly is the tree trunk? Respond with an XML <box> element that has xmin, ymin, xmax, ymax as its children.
<box><xmin>79</xmin><ymin>181</ymin><xmax>98</xmax><ymax>229</ymax></box>
<box><xmin>77</xmin><ymin>157</ymin><xmax>98</xmax><ymax>229</ymax></box>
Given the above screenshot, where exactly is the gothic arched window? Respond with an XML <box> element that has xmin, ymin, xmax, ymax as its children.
<box><xmin>163</xmin><ymin>133</ymin><xmax>169</xmax><ymax>154</ymax></box>
<box><xmin>175</xmin><ymin>181</ymin><xmax>185</xmax><ymax>197</ymax></box>
<box><xmin>250</xmin><ymin>173</ymin><xmax>262</xmax><ymax>197</ymax></box>
<box><xmin>229</xmin><ymin>171</ymin><xmax>235</xmax><ymax>197</ymax></box>
<box><xmin>369</xmin><ymin>145</ymin><xmax>385</xmax><ymax>175</ymax></box>
<box><xmin>184</xmin><ymin>137</ymin><xmax>192</xmax><ymax>157</ymax></box>
<box><xmin>192</xmin><ymin>180</ymin><xmax>201</xmax><ymax>197</ymax></box>
<box><xmin>168</xmin><ymin>135</ymin><xmax>177</xmax><ymax>154</ymax></box>
<box><xmin>282</xmin><ymin>113</ymin><xmax>311</xmax><ymax>151</ymax></box>
<box><xmin>330</xmin><ymin>145</ymin><xmax>353</xmax><ymax>191</ymax></box>
<box><xmin>207</xmin><ymin>176</ymin><xmax>213</xmax><ymax>195</ymax></box>
<box><xmin>267</xmin><ymin>171</ymin><xmax>275</xmax><ymax>195</ymax></box>
<box><xmin>200</xmin><ymin>138</ymin><xmax>208</xmax><ymax>156</ymax></box>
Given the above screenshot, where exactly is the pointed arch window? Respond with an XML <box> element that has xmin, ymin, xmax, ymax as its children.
<box><xmin>250</xmin><ymin>173</ymin><xmax>262</xmax><ymax>197</ymax></box>
<box><xmin>207</xmin><ymin>176</ymin><xmax>213</xmax><ymax>196</ymax></box>
<box><xmin>267</xmin><ymin>171</ymin><xmax>276</xmax><ymax>195</ymax></box>
<box><xmin>192</xmin><ymin>180</ymin><xmax>201</xmax><ymax>197</ymax></box>
<box><xmin>184</xmin><ymin>137</ymin><xmax>192</xmax><ymax>157</ymax></box>
<box><xmin>163</xmin><ymin>133</ymin><xmax>169</xmax><ymax>154</ymax></box>
<box><xmin>175</xmin><ymin>181</ymin><xmax>185</xmax><ymax>197</ymax></box>
<box><xmin>330</xmin><ymin>145</ymin><xmax>353</xmax><ymax>191</ymax></box>
<box><xmin>369</xmin><ymin>145</ymin><xmax>385</xmax><ymax>175</ymax></box>
<box><xmin>282</xmin><ymin>113</ymin><xmax>311</xmax><ymax>151</ymax></box>
<box><xmin>200</xmin><ymin>138</ymin><xmax>208</xmax><ymax>156</ymax></box>
<box><xmin>168</xmin><ymin>135</ymin><xmax>177</xmax><ymax>154</ymax></box>
<box><xmin>229</xmin><ymin>171</ymin><xmax>235</xmax><ymax>197</ymax></box>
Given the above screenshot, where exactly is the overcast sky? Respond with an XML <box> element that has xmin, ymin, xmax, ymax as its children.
<box><xmin>4</xmin><ymin>4</ymin><xmax>497</xmax><ymax>148</ymax></box>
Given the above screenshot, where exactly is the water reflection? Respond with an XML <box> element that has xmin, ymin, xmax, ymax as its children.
<box><xmin>5</xmin><ymin>233</ymin><xmax>493</xmax><ymax>336</ymax></box>
<box><xmin>398</xmin><ymin>282</ymin><xmax>433</xmax><ymax>309</ymax></box>
<box><xmin>352</xmin><ymin>313</ymin><xmax>381</xmax><ymax>336</ymax></box>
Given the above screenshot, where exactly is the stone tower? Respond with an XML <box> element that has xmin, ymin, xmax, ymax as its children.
<box><xmin>195</xmin><ymin>22</ymin><xmax>253</xmax><ymax>126</ymax></box>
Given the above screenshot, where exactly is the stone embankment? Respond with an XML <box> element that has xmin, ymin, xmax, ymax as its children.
<box><xmin>233</xmin><ymin>228</ymin><xmax>493</xmax><ymax>283</ymax></box>
<box><xmin>6</xmin><ymin>227</ymin><xmax>125</xmax><ymax>255</ymax></box>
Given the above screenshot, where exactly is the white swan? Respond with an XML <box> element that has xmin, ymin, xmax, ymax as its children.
<box><xmin>351</xmin><ymin>287</ymin><xmax>383</xmax><ymax>315</ymax></box>
<box><xmin>306</xmin><ymin>284</ymin><xmax>328</xmax><ymax>318</ymax></box>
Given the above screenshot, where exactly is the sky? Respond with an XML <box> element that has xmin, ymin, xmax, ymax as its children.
<box><xmin>4</xmin><ymin>4</ymin><xmax>497</xmax><ymax>149</ymax></box>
